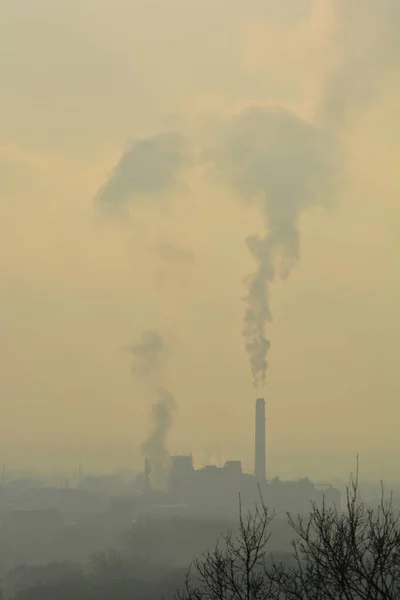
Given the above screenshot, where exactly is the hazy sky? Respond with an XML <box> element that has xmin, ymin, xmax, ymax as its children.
<box><xmin>1</xmin><ymin>0</ymin><xmax>399</xmax><ymax>481</ymax></box>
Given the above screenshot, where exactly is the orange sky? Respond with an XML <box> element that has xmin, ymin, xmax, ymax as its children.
<box><xmin>1</xmin><ymin>0</ymin><xmax>399</xmax><ymax>481</ymax></box>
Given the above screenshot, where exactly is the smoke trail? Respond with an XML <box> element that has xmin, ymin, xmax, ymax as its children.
<box><xmin>128</xmin><ymin>331</ymin><xmax>176</xmax><ymax>488</ymax></box>
<box><xmin>94</xmin><ymin>132</ymin><xmax>185</xmax><ymax>213</ymax></box>
<box><xmin>128</xmin><ymin>330</ymin><xmax>165</xmax><ymax>378</ymax></box>
<box><xmin>242</xmin><ymin>235</ymin><xmax>274</xmax><ymax>388</ymax></box>
<box><xmin>210</xmin><ymin>103</ymin><xmax>339</xmax><ymax>387</ymax></box>
<box><xmin>140</xmin><ymin>387</ymin><xmax>176</xmax><ymax>487</ymax></box>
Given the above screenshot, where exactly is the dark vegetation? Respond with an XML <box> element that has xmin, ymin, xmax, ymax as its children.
<box><xmin>180</xmin><ymin>469</ymin><xmax>400</xmax><ymax>600</ymax></box>
<box><xmin>3</xmin><ymin>468</ymin><xmax>400</xmax><ymax>600</ymax></box>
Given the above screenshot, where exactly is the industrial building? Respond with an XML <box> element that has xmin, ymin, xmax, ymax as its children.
<box><xmin>140</xmin><ymin>398</ymin><xmax>341</xmax><ymax>518</ymax></box>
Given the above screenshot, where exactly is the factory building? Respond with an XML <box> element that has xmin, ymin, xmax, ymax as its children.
<box><xmin>141</xmin><ymin>398</ymin><xmax>341</xmax><ymax>518</ymax></box>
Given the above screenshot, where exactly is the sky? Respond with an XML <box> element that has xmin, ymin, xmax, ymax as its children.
<box><xmin>1</xmin><ymin>0</ymin><xmax>399</xmax><ymax>481</ymax></box>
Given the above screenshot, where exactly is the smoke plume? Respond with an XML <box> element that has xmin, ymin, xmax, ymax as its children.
<box><xmin>128</xmin><ymin>331</ymin><xmax>176</xmax><ymax>487</ymax></box>
<box><xmin>94</xmin><ymin>132</ymin><xmax>185</xmax><ymax>213</ymax></box>
<box><xmin>316</xmin><ymin>0</ymin><xmax>400</xmax><ymax>130</ymax></box>
<box><xmin>140</xmin><ymin>387</ymin><xmax>176</xmax><ymax>485</ymax></box>
<box><xmin>128</xmin><ymin>330</ymin><xmax>165</xmax><ymax>378</ymax></box>
<box><xmin>209</xmin><ymin>103</ymin><xmax>339</xmax><ymax>387</ymax></box>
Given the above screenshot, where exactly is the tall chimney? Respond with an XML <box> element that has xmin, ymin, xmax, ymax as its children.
<box><xmin>255</xmin><ymin>398</ymin><xmax>266</xmax><ymax>482</ymax></box>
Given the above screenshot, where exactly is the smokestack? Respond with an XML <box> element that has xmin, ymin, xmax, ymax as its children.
<box><xmin>255</xmin><ymin>398</ymin><xmax>266</xmax><ymax>483</ymax></box>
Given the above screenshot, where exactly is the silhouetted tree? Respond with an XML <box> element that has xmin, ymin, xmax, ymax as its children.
<box><xmin>177</xmin><ymin>494</ymin><xmax>280</xmax><ymax>600</ymax></box>
<box><xmin>274</xmin><ymin>466</ymin><xmax>400</xmax><ymax>599</ymax></box>
<box><xmin>178</xmin><ymin>467</ymin><xmax>400</xmax><ymax>600</ymax></box>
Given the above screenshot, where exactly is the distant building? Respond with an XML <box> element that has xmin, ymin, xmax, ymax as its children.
<box><xmin>139</xmin><ymin>398</ymin><xmax>341</xmax><ymax>518</ymax></box>
<box><xmin>165</xmin><ymin>457</ymin><xmax>340</xmax><ymax>517</ymax></box>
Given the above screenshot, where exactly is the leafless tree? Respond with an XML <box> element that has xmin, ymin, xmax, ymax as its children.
<box><xmin>177</xmin><ymin>493</ymin><xmax>280</xmax><ymax>600</ymax></box>
<box><xmin>178</xmin><ymin>464</ymin><xmax>400</xmax><ymax>600</ymax></box>
<box><xmin>275</xmin><ymin>462</ymin><xmax>400</xmax><ymax>599</ymax></box>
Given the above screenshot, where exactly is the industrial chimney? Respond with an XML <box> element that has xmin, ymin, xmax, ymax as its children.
<box><xmin>254</xmin><ymin>398</ymin><xmax>266</xmax><ymax>482</ymax></box>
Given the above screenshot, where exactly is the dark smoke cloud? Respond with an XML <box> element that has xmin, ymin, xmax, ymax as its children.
<box><xmin>209</xmin><ymin>104</ymin><xmax>339</xmax><ymax>387</ymax></box>
<box><xmin>152</xmin><ymin>242</ymin><xmax>196</xmax><ymax>266</ymax></box>
<box><xmin>317</xmin><ymin>0</ymin><xmax>400</xmax><ymax>129</ymax></box>
<box><xmin>127</xmin><ymin>331</ymin><xmax>165</xmax><ymax>378</ymax></box>
<box><xmin>94</xmin><ymin>132</ymin><xmax>185</xmax><ymax>212</ymax></box>
<box><xmin>128</xmin><ymin>331</ymin><xmax>176</xmax><ymax>488</ymax></box>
